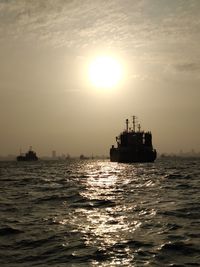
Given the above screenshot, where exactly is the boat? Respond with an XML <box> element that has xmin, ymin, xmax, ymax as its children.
<box><xmin>16</xmin><ymin>147</ymin><xmax>39</xmax><ymax>161</ymax></box>
<box><xmin>80</xmin><ymin>154</ymin><xmax>89</xmax><ymax>160</ymax></box>
<box><xmin>110</xmin><ymin>116</ymin><xmax>157</xmax><ymax>163</ymax></box>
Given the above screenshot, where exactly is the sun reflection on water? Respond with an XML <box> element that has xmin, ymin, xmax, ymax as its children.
<box><xmin>70</xmin><ymin>163</ymin><xmax>141</xmax><ymax>264</ymax></box>
<box><xmin>52</xmin><ymin>161</ymin><xmax>158</xmax><ymax>265</ymax></box>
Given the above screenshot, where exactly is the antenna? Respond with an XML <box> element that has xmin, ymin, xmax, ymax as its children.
<box><xmin>138</xmin><ymin>123</ymin><xmax>141</xmax><ymax>132</ymax></box>
<box><xmin>126</xmin><ymin>119</ymin><xmax>129</xmax><ymax>132</ymax></box>
<box><xmin>132</xmin><ymin>115</ymin><xmax>136</xmax><ymax>132</ymax></box>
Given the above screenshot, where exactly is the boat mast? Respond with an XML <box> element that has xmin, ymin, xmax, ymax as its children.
<box><xmin>126</xmin><ymin>119</ymin><xmax>129</xmax><ymax>132</ymax></box>
<box><xmin>132</xmin><ymin>116</ymin><xmax>136</xmax><ymax>132</ymax></box>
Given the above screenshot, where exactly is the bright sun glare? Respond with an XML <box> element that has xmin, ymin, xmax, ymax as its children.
<box><xmin>88</xmin><ymin>56</ymin><xmax>123</xmax><ymax>89</ymax></box>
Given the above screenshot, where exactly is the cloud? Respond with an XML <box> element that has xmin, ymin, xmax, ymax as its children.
<box><xmin>175</xmin><ymin>62</ymin><xmax>200</xmax><ymax>73</ymax></box>
<box><xmin>0</xmin><ymin>0</ymin><xmax>199</xmax><ymax>49</ymax></box>
<box><xmin>0</xmin><ymin>0</ymin><xmax>200</xmax><ymax>76</ymax></box>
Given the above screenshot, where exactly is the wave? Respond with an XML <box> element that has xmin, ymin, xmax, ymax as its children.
<box><xmin>0</xmin><ymin>158</ymin><xmax>199</xmax><ymax>266</ymax></box>
<box><xmin>0</xmin><ymin>226</ymin><xmax>23</xmax><ymax>236</ymax></box>
<box><xmin>159</xmin><ymin>241</ymin><xmax>200</xmax><ymax>255</ymax></box>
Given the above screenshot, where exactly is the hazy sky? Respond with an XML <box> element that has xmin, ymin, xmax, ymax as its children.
<box><xmin>1</xmin><ymin>0</ymin><xmax>200</xmax><ymax>156</ymax></box>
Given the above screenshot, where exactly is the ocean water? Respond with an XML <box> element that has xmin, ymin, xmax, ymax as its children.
<box><xmin>0</xmin><ymin>158</ymin><xmax>199</xmax><ymax>267</ymax></box>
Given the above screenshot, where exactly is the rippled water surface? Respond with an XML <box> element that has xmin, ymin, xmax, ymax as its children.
<box><xmin>0</xmin><ymin>158</ymin><xmax>200</xmax><ymax>266</ymax></box>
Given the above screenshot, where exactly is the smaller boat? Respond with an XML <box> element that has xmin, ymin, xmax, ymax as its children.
<box><xmin>80</xmin><ymin>154</ymin><xmax>89</xmax><ymax>160</ymax></box>
<box><xmin>16</xmin><ymin>147</ymin><xmax>38</xmax><ymax>161</ymax></box>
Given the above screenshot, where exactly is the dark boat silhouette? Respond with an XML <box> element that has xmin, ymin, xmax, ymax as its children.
<box><xmin>16</xmin><ymin>147</ymin><xmax>38</xmax><ymax>161</ymax></box>
<box><xmin>110</xmin><ymin>116</ymin><xmax>157</xmax><ymax>163</ymax></box>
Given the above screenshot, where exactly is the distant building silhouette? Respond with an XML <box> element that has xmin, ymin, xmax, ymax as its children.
<box><xmin>52</xmin><ymin>150</ymin><xmax>56</xmax><ymax>159</ymax></box>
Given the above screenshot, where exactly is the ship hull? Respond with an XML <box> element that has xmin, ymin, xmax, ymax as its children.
<box><xmin>110</xmin><ymin>117</ymin><xmax>157</xmax><ymax>163</ymax></box>
<box><xmin>110</xmin><ymin>147</ymin><xmax>156</xmax><ymax>163</ymax></box>
<box><xmin>16</xmin><ymin>156</ymin><xmax>38</xmax><ymax>161</ymax></box>
<box><xmin>16</xmin><ymin>150</ymin><xmax>38</xmax><ymax>161</ymax></box>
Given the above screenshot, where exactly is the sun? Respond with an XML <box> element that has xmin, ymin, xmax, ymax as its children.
<box><xmin>88</xmin><ymin>56</ymin><xmax>123</xmax><ymax>89</ymax></box>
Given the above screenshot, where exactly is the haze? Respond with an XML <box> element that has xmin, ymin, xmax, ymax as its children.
<box><xmin>0</xmin><ymin>0</ymin><xmax>200</xmax><ymax>157</ymax></box>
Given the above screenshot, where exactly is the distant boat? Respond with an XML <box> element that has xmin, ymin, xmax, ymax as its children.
<box><xmin>110</xmin><ymin>116</ymin><xmax>157</xmax><ymax>163</ymax></box>
<box><xmin>16</xmin><ymin>147</ymin><xmax>38</xmax><ymax>161</ymax></box>
<box><xmin>80</xmin><ymin>154</ymin><xmax>89</xmax><ymax>160</ymax></box>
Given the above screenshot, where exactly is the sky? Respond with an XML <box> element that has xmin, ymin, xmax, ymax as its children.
<box><xmin>0</xmin><ymin>0</ymin><xmax>200</xmax><ymax>157</ymax></box>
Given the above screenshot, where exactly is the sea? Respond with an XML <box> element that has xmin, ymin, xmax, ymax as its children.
<box><xmin>0</xmin><ymin>158</ymin><xmax>199</xmax><ymax>267</ymax></box>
